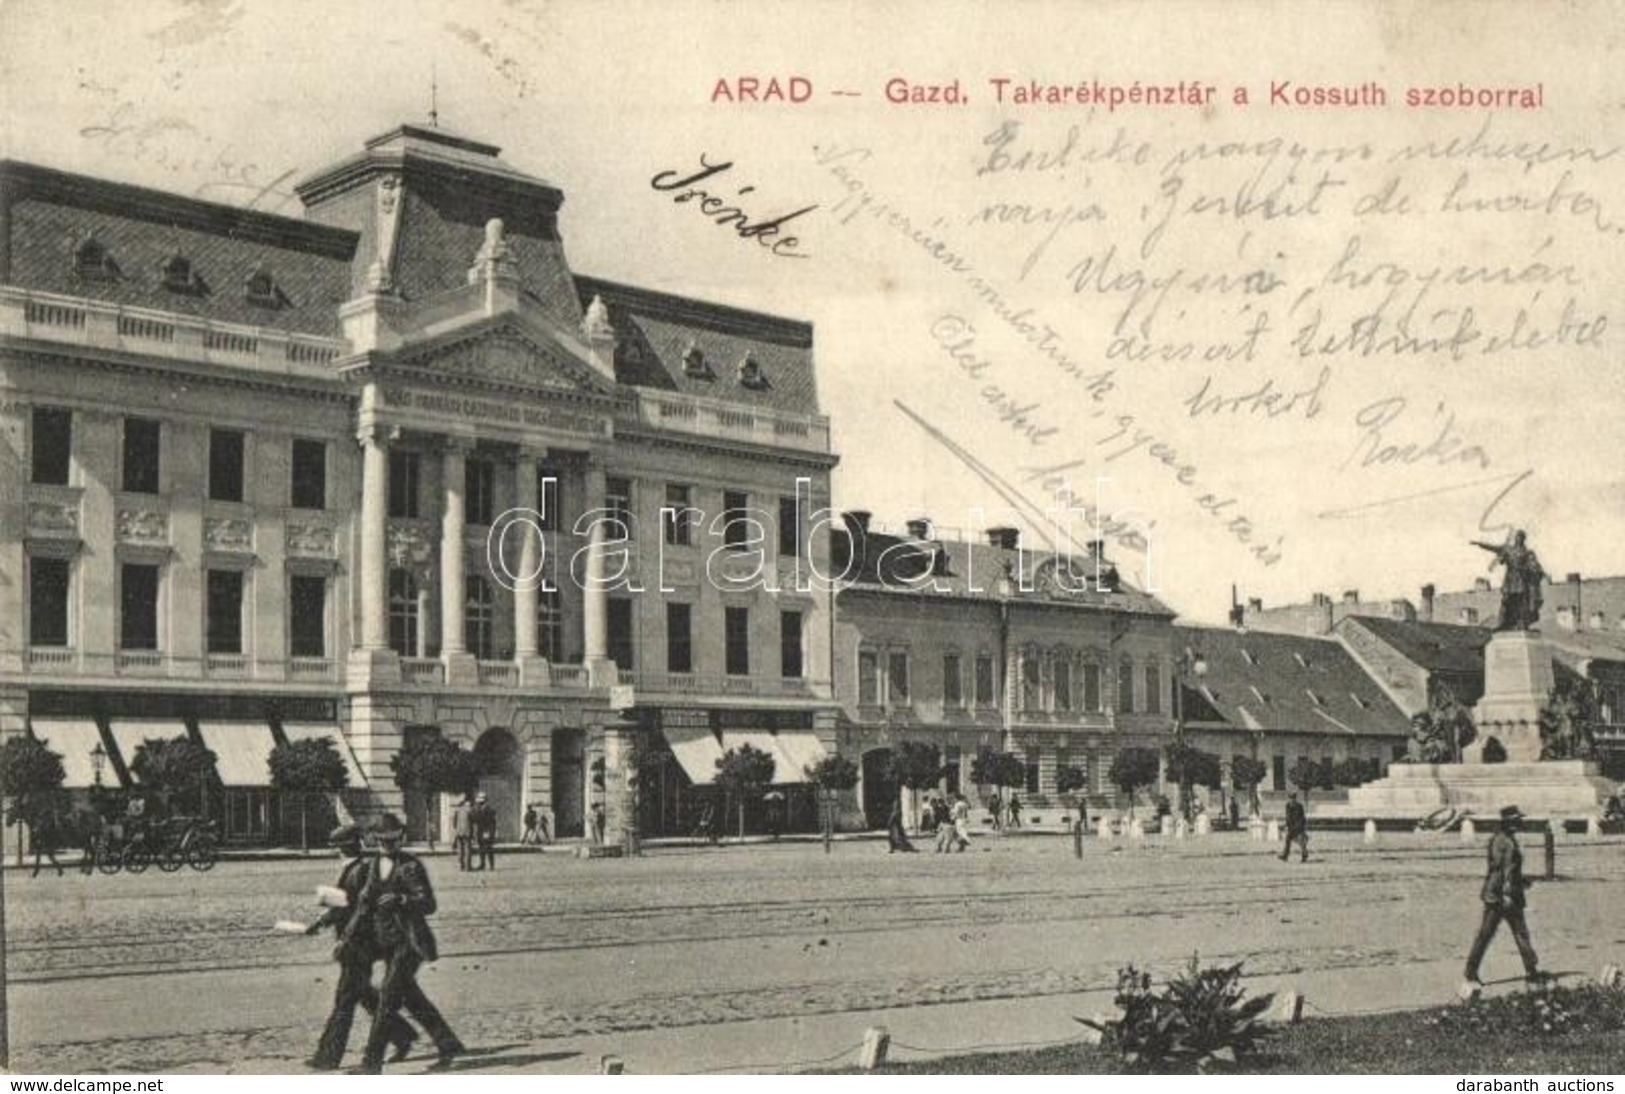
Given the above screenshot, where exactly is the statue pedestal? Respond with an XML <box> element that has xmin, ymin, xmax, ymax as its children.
<box><xmin>1465</xmin><ymin>631</ymin><xmax>1553</xmax><ymax>763</ymax></box>
<box><xmin>1324</xmin><ymin>760</ymin><xmax>1615</xmax><ymax>821</ymax></box>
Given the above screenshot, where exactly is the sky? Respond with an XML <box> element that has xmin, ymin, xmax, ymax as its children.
<box><xmin>3</xmin><ymin>0</ymin><xmax>1623</xmax><ymax>624</ymax></box>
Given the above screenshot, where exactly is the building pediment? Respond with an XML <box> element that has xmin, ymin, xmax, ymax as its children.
<box><xmin>394</xmin><ymin>323</ymin><xmax>613</xmax><ymax>398</ymax></box>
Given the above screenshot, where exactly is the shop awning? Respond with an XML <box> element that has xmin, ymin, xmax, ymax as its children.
<box><xmin>281</xmin><ymin>723</ymin><xmax>369</xmax><ymax>789</ymax></box>
<box><xmin>196</xmin><ymin>722</ymin><xmax>278</xmax><ymax>787</ymax></box>
<box><xmin>29</xmin><ymin>718</ymin><xmax>106</xmax><ymax>788</ymax></box>
<box><xmin>719</xmin><ymin>729</ymin><xmax>822</xmax><ymax>784</ymax></box>
<box><xmin>109</xmin><ymin>719</ymin><xmax>189</xmax><ymax>779</ymax></box>
<box><xmin>663</xmin><ymin>724</ymin><xmax>725</xmax><ymax>786</ymax></box>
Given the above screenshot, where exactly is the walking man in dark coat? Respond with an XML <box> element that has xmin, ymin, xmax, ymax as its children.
<box><xmin>347</xmin><ymin>813</ymin><xmax>464</xmax><ymax>1074</ymax></box>
<box><xmin>305</xmin><ymin>824</ymin><xmax>415</xmax><ymax>1071</ymax></box>
<box><xmin>1463</xmin><ymin>805</ymin><xmax>1544</xmax><ymax>991</ymax></box>
<box><xmin>1279</xmin><ymin>792</ymin><xmax>1309</xmax><ymax>862</ymax></box>
<box><xmin>472</xmin><ymin>792</ymin><xmax>497</xmax><ymax>871</ymax></box>
<box><xmin>451</xmin><ymin>794</ymin><xmax>473</xmax><ymax>872</ymax></box>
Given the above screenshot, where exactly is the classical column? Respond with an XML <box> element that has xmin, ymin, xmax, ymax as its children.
<box><xmin>582</xmin><ymin>456</ymin><xmax>610</xmax><ymax>677</ymax></box>
<box><xmin>513</xmin><ymin>450</ymin><xmax>545</xmax><ymax>685</ymax></box>
<box><xmin>358</xmin><ymin>426</ymin><xmax>390</xmax><ymax>650</ymax></box>
<box><xmin>440</xmin><ymin>436</ymin><xmax>477</xmax><ymax>685</ymax></box>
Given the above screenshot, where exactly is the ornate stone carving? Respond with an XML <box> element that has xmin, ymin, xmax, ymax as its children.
<box><xmin>581</xmin><ymin>294</ymin><xmax>615</xmax><ymax>343</ymax></box>
<box><xmin>286</xmin><ymin>521</ymin><xmax>336</xmax><ymax>558</ymax></box>
<box><xmin>430</xmin><ymin>329</ymin><xmax>579</xmax><ymax>390</ymax></box>
<box><xmin>467</xmin><ymin>217</ymin><xmax>518</xmax><ymax>284</ymax></box>
<box><xmin>27</xmin><ymin>501</ymin><xmax>78</xmax><ymax>536</ymax></box>
<box><xmin>387</xmin><ymin>519</ymin><xmax>436</xmax><ymax>576</ymax></box>
<box><xmin>204</xmin><ymin>516</ymin><xmax>254</xmax><ymax>553</ymax></box>
<box><xmin>116</xmin><ymin>508</ymin><xmax>168</xmax><ymax>545</ymax></box>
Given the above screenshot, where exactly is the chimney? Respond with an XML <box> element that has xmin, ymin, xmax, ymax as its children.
<box><xmin>843</xmin><ymin>510</ymin><xmax>872</xmax><ymax>535</ymax></box>
<box><xmin>906</xmin><ymin>517</ymin><xmax>933</xmax><ymax>539</ymax></box>
<box><xmin>1420</xmin><ymin>583</ymin><xmax>1435</xmax><ymax>622</ymax></box>
<box><xmin>1087</xmin><ymin>540</ymin><xmax>1104</xmax><ymax>558</ymax></box>
<box><xmin>1229</xmin><ymin>603</ymin><xmax>1246</xmax><ymax>628</ymax></box>
<box><xmin>1310</xmin><ymin>592</ymin><xmax>1331</xmax><ymax>607</ymax></box>
<box><xmin>1473</xmin><ymin>577</ymin><xmax>1491</xmax><ymax>592</ymax></box>
<box><xmin>1567</xmin><ymin>572</ymin><xmax>1582</xmax><ymax>584</ymax></box>
<box><xmin>986</xmin><ymin>526</ymin><xmax>1020</xmax><ymax>550</ymax></box>
<box><xmin>1342</xmin><ymin>589</ymin><xmax>1360</xmax><ymax>604</ymax></box>
<box><xmin>1247</xmin><ymin>597</ymin><xmax>1263</xmax><ymax>612</ymax></box>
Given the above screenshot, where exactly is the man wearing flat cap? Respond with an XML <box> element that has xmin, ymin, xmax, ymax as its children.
<box><xmin>305</xmin><ymin>823</ymin><xmax>415</xmax><ymax>1070</ymax></box>
<box><xmin>1463</xmin><ymin>805</ymin><xmax>1545</xmax><ymax>991</ymax></box>
<box><xmin>346</xmin><ymin>813</ymin><xmax>464</xmax><ymax>1073</ymax></box>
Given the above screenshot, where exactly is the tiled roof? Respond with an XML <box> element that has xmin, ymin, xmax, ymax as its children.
<box><xmin>1341</xmin><ymin>616</ymin><xmax>1492</xmax><ymax>674</ymax></box>
<box><xmin>832</xmin><ymin>517</ymin><xmax>1174</xmax><ymax>618</ymax></box>
<box><xmin>2</xmin><ymin>162</ymin><xmax>356</xmax><ymax>337</ymax></box>
<box><xmin>576</xmin><ymin>276</ymin><xmax>819</xmax><ymax>417</ymax></box>
<box><xmin>1174</xmin><ymin>626</ymin><xmax>1408</xmax><ymax>738</ymax></box>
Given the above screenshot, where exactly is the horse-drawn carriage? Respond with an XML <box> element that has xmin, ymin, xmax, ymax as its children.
<box><xmin>90</xmin><ymin>812</ymin><xmax>219</xmax><ymax>874</ymax></box>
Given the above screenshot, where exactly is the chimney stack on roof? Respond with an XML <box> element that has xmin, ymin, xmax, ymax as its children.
<box><xmin>1474</xmin><ymin>577</ymin><xmax>1491</xmax><ymax>592</ymax></box>
<box><xmin>1087</xmin><ymin>540</ymin><xmax>1105</xmax><ymax>558</ymax></box>
<box><xmin>906</xmin><ymin>517</ymin><xmax>933</xmax><ymax>539</ymax></box>
<box><xmin>1420</xmin><ymin>583</ymin><xmax>1435</xmax><ymax>622</ymax></box>
<box><xmin>1342</xmin><ymin>589</ymin><xmax>1360</xmax><ymax>604</ymax></box>
<box><xmin>1567</xmin><ymin>572</ymin><xmax>1582</xmax><ymax>584</ymax></box>
<box><xmin>844</xmin><ymin>510</ymin><xmax>872</xmax><ymax>535</ymax></box>
<box><xmin>1311</xmin><ymin>592</ymin><xmax>1331</xmax><ymax>607</ymax></box>
<box><xmin>986</xmin><ymin>526</ymin><xmax>1020</xmax><ymax>550</ymax></box>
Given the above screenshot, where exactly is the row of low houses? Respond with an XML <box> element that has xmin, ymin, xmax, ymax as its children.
<box><xmin>2</xmin><ymin>122</ymin><xmax>1620</xmax><ymax>848</ymax></box>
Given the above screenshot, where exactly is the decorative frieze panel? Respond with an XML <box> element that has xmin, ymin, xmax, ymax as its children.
<box><xmin>27</xmin><ymin>501</ymin><xmax>79</xmax><ymax>537</ymax></box>
<box><xmin>204</xmin><ymin>516</ymin><xmax>254</xmax><ymax>553</ymax></box>
<box><xmin>286</xmin><ymin>521</ymin><xmax>337</xmax><ymax>559</ymax></box>
<box><xmin>116</xmin><ymin>508</ymin><xmax>169</xmax><ymax>546</ymax></box>
<box><xmin>387</xmin><ymin>519</ymin><xmax>436</xmax><ymax>577</ymax></box>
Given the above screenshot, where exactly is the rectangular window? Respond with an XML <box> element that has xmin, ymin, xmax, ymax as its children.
<box><xmin>975</xmin><ymin>654</ymin><xmax>996</xmax><ymax>708</ymax></box>
<box><xmin>780</xmin><ymin>610</ymin><xmax>804</xmax><ymax>678</ymax></box>
<box><xmin>943</xmin><ymin>653</ymin><xmax>963</xmax><ymax>707</ymax></box>
<box><xmin>943</xmin><ymin>745</ymin><xmax>962</xmax><ymax>794</ymax></box>
<box><xmin>724</xmin><ymin>607</ymin><xmax>750</xmax><ymax>676</ymax></box>
<box><xmin>1144</xmin><ymin>664</ymin><xmax>1162</xmax><ymax>714</ymax></box>
<box><xmin>666</xmin><ymin>603</ymin><xmax>693</xmax><ymax>673</ymax></box>
<box><xmin>1117</xmin><ymin>661</ymin><xmax>1135</xmax><ymax>714</ymax></box>
<box><xmin>388</xmin><ymin>450</ymin><xmax>420</xmax><ymax>518</ymax></box>
<box><xmin>288</xmin><ymin>575</ymin><xmax>327</xmax><ymax>657</ymax></box>
<box><xmin>290</xmin><ymin>439</ymin><xmax>327</xmax><ymax>510</ymax></box>
<box><xmin>28</xmin><ymin>556</ymin><xmax>70</xmax><ymax>647</ymax></box>
<box><xmin>209</xmin><ymin>428</ymin><xmax>245</xmax><ymax>502</ymax></box>
<box><xmin>607</xmin><ymin>597</ymin><xmax>635</xmax><ymax>671</ymax></box>
<box><xmin>389</xmin><ymin>569</ymin><xmax>419</xmax><ymax>657</ymax></box>
<box><xmin>778</xmin><ymin>495</ymin><xmax>803</xmax><ymax>558</ymax></box>
<box><xmin>464</xmin><ymin>458</ymin><xmax>496</xmax><ymax>525</ymax></box>
<box><xmin>858</xmin><ymin>650</ymin><xmax>879</xmax><ymax>706</ymax></box>
<box><xmin>1055</xmin><ymin>747</ymin><xmax>1071</xmax><ymax>793</ymax></box>
<box><xmin>31</xmin><ymin>407</ymin><xmax>73</xmax><ymax>486</ymax></box>
<box><xmin>122</xmin><ymin>417</ymin><xmax>161</xmax><ymax>494</ymax></box>
<box><xmin>1082</xmin><ymin>663</ymin><xmax>1102</xmax><ymax>712</ymax></box>
<box><xmin>1022</xmin><ymin>652</ymin><xmax>1042</xmax><ymax>711</ymax></box>
<box><xmin>663</xmin><ymin>484</ymin><xmax>694</xmax><ymax>546</ymax></box>
<box><xmin>1054</xmin><ymin>660</ymin><xmax>1073</xmax><ymax>712</ymax></box>
<box><xmin>118</xmin><ymin>564</ymin><xmax>160</xmax><ymax>651</ymax></box>
<box><xmin>536</xmin><ymin>465</ymin><xmax>561</xmax><ymax>532</ymax></box>
<box><xmin>606</xmin><ymin>476</ymin><xmax>633</xmax><ymax>537</ymax></box>
<box><xmin>1025</xmin><ymin>760</ymin><xmax>1041</xmax><ymax>795</ymax></box>
<box><xmin>539</xmin><ymin>587</ymin><xmax>565</xmax><ymax>662</ymax></box>
<box><xmin>888</xmin><ymin>650</ymin><xmax>910</xmax><ymax>704</ymax></box>
<box><xmin>205</xmin><ymin>569</ymin><xmax>244</xmax><ymax>654</ymax></box>
<box><xmin>722</xmin><ymin>489</ymin><xmax>749</xmax><ymax>551</ymax></box>
<box><xmin>1271</xmin><ymin>754</ymin><xmax>1287</xmax><ymax>792</ymax></box>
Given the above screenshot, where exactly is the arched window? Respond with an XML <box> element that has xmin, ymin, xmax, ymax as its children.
<box><xmin>538</xmin><ymin>585</ymin><xmax>565</xmax><ymax>662</ymax></box>
<box><xmin>74</xmin><ymin>235</ymin><xmax>119</xmax><ymax>281</ymax></box>
<box><xmin>161</xmin><ymin>253</ymin><xmax>199</xmax><ymax>294</ymax></box>
<box><xmin>245</xmin><ymin>266</ymin><xmax>282</xmax><ymax>307</ymax></box>
<box><xmin>465</xmin><ymin>574</ymin><xmax>496</xmax><ymax>660</ymax></box>
<box><xmin>388</xmin><ymin>568</ymin><xmax>419</xmax><ymax>657</ymax></box>
<box><xmin>1021</xmin><ymin>648</ymin><xmax>1042</xmax><ymax>711</ymax></box>
<box><xmin>1053</xmin><ymin>652</ymin><xmax>1074</xmax><ymax>713</ymax></box>
<box><xmin>1082</xmin><ymin>661</ymin><xmax>1102</xmax><ymax>712</ymax></box>
<box><xmin>1117</xmin><ymin>657</ymin><xmax>1136</xmax><ymax>714</ymax></box>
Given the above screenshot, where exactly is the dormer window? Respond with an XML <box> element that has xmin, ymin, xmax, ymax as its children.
<box><xmin>244</xmin><ymin>266</ymin><xmax>283</xmax><ymax>308</ymax></box>
<box><xmin>682</xmin><ymin>343</ymin><xmax>713</xmax><ymax>379</ymax></box>
<box><xmin>160</xmin><ymin>253</ymin><xmax>204</xmax><ymax>295</ymax></box>
<box><xmin>738</xmin><ymin>355</ymin><xmax>769</xmax><ymax>389</ymax></box>
<box><xmin>74</xmin><ymin>235</ymin><xmax>120</xmax><ymax>281</ymax></box>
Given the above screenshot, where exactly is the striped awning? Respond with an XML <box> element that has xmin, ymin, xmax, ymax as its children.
<box><xmin>719</xmin><ymin>729</ymin><xmax>822</xmax><ymax>784</ymax></box>
<box><xmin>663</xmin><ymin>724</ymin><xmax>725</xmax><ymax>786</ymax></box>
<box><xmin>196</xmin><ymin>722</ymin><xmax>278</xmax><ymax>786</ymax></box>
<box><xmin>109</xmin><ymin>719</ymin><xmax>189</xmax><ymax>779</ymax></box>
<box><xmin>28</xmin><ymin>718</ymin><xmax>105</xmax><ymax>788</ymax></box>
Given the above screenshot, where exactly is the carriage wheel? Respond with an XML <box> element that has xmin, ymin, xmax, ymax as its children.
<box><xmin>123</xmin><ymin>845</ymin><xmax>152</xmax><ymax>874</ymax></box>
<box><xmin>95</xmin><ymin>842</ymin><xmax>123</xmax><ymax>875</ymax></box>
<box><xmin>187</xmin><ymin>837</ymin><xmax>218</xmax><ymax>872</ymax></box>
<box><xmin>157</xmin><ymin>846</ymin><xmax>186</xmax><ymax>873</ymax></box>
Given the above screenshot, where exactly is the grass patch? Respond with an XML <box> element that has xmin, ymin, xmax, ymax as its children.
<box><xmin>833</xmin><ymin>986</ymin><xmax>1625</xmax><ymax>1074</ymax></box>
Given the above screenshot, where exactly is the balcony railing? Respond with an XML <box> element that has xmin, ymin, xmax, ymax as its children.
<box><xmin>116</xmin><ymin>650</ymin><xmax>166</xmax><ymax>674</ymax></box>
<box><xmin>204</xmin><ymin>653</ymin><xmax>250</xmax><ymax>678</ymax></box>
<box><xmin>477</xmin><ymin>661</ymin><xmax>519</xmax><ymax>687</ymax></box>
<box><xmin>626</xmin><ymin>389</ymin><xmax>831</xmax><ymax>454</ymax></box>
<box><xmin>401</xmin><ymin>658</ymin><xmax>444</xmax><ymax>685</ymax></box>
<box><xmin>27</xmin><ymin>648</ymin><xmax>77</xmax><ymax>670</ymax></box>
<box><xmin>2</xmin><ymin>287</ymin><xmax>345</xmax><ymax>383</ymax></box>
<box><xmin>288</xmin><ymin>657</ymin><xmax>337</xmax><ymax>681</ymax></box>
<box><xmin>549</xmin><ymin>664</ymin><xmax>590</xmax><ymax>688</ymax></box>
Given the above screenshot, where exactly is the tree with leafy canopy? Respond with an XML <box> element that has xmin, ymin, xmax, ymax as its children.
<box><xmin>1107</xmin><ymin>747</ymin><xmax>1161</xmax><ymax>816</ymax></box>
<box><xmin>1055</xmin><ymin>765</ymin><xmax>1089</xmax><ymax>803</ymax></box>
<box><xmin>1286</xmin><ymin>756</ymin><xmax>1328</xmax><ymax>802</ymax></box>
<box><xmin>714</xmin><ymin>743</ymin><xmax>776</xmax><ymax>840</ymax></box>
<box><xmin>268</xmin><ymin>737</ymin><xmax>350</xmax><ymax>852</ymax></box>
<box><xmin>1331</xmin><ymin>756</ymin><xmax>1375</xmax><ymax>789</ymax></box>
<box><xmin>1163</xmin><ymin>742</ymin><xmax>1222</xmax><ymax>820</ymax></box>
<box><xmin>804</xmin><ymin>753</ymin><xmax>858</xmax><ymax>839</ymax></box>
<box><xmin>970</xmin><ymin>749</ymin><xmax>1027</xmax><ymax>820</ymax></box>
<box><xmin>1230</xmin><ymin>756</ymin><xmax>1267</xmax><ymax>818</ymax></box>
<box><xmin>0</xmin><ymin>735</ymin><xmax>70</xmax><ymax>864</ymax></box>
<box><xmin>888</xmin><ymin>741</ymin><xmax>943</xmax><ymax>827</ymax></box>
<box><xmin>128</xmin><ymin>735</ymin><xmax>219</xmax><ymax>816</ymax></box>
<box><xmin>391</xmin><ymin>735</ymin><xmax>478</xmax><ymax>843</ymax></box>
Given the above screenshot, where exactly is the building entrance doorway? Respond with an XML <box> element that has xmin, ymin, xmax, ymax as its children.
<box><xmin>861</xmin><ymin>748</ymin><xmax>896</xmax><ymax>830</ymax></box>
<box><xmin>551</xmin><ymin>727</ymin><xmax>586</xmax><ymax>838</ymax></box>
<box><xmin>474</xmin><ymin>727</ymin><xmax>524</xmax><ymax>841</ymax></box>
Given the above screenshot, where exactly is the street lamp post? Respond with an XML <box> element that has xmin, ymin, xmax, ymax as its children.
<box><xmin>1171</xmin><ymin>649</ymin><xmax>1208</xmax><ymax>821</ymax></box>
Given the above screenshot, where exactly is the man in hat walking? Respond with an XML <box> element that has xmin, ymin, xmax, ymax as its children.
<box><xmin>451</xmin><ymin>793</ymin><xmax>474</xmax><ymax>872</ymax></box>
<box><xmin>1279</xmin><ymin>792</ymin><xmax>1309</xmax><ymax>863</ymax></box>
<box><xmin>305</xmin><ymin>824</ymin><xmax>415</xmax><ymax>1071</ymax></box>
<box><xmin>347</xmin><ymin>813</ymin><xmax>464</xmax><ymax>1073</ymax></box>
<box><xmin>1463</xmin><ymin>805</ymin><xmax>1544</xmax><ymax>992</ymax></box>
<box><xmin>472</xmin><ymin>792</ymin><xmax>497</xmax><ymax>871</ymax></box>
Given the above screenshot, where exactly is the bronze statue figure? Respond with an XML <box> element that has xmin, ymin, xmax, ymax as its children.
<box><xmin>1470</xmin><ymin>529</ymin><xmax>1545</xmax><ymax>632</ymax></box>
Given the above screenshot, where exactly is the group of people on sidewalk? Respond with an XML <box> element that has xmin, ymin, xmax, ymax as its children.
<box><xmin>451</xmin><ymin>792</ymin><xmax>499</xmax><ymax>872</ymax></box>
<box><xmin>886</xmin><ymin>793</ymin><xmax>976</xmax><ymax>853</ymax></box>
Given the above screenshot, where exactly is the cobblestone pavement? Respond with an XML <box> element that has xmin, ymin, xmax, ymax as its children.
<box><xmin>7</xmin><ymin>833</ymin><xmax>1624</xmax><ymax>1073</ymax></box>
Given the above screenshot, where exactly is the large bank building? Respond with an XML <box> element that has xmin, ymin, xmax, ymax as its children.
<box><xmin>0</xmin><ymin>124</ymin><xmax>839</xmax><ymax>845</ymax></box>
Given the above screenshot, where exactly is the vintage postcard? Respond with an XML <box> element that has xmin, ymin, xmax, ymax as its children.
<box><xmin>0</xmin><ymin>0</ymin><xmax>1622</xmax><ymax>1081</ymax></box>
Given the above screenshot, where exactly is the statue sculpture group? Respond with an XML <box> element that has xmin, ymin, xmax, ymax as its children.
<box><xmin>1471</xmin><ymin>529</ymin><xmax>1545</xmax><ymax>632</ymax></box>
